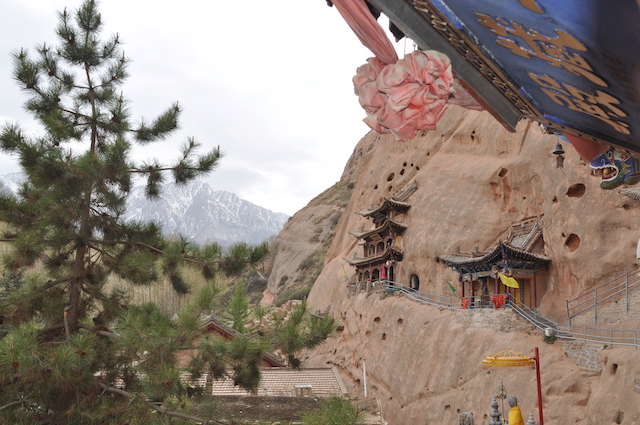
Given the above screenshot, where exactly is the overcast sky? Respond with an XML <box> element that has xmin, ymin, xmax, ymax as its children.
<box><xmin>0</xmin><ymin>0</ymin><xmax>406</xmax><ymax>216</ymax></box>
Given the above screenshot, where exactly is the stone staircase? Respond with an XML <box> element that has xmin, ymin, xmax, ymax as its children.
<box><xmin>566</xmin><ymin>265</ymin><xmax>640</xmax><ymax>326</ymax></box>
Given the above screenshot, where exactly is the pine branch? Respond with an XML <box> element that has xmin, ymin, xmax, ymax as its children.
<box><xmin>86</xmin><ymin>241</ymin><xmax>116</xmax><ymax>261</ymax></box>
<box><xmin>44</xmin><ymin>276</ymin><xmax>72</xmax><ymax>289</ymax></box>
<box><xmin>0</xmin><ymin>399</ymin><xmax>25</xmax><ymax>411</ymax></box>
<box><xmin>77</xmin><ymin>322</ymin><xmax>115</xmax><ymax>338</ymax></box>
<box><xmin>96</xmin><ymin>381</ymin><xmax>213</xmax><ymax>424</ymax></box>
<box><xmin>88</xmin><ymin>238</ymin><xmax>226</xmax><ymax>266</ymax></box>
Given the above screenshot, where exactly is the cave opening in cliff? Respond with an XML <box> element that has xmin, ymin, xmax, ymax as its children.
<box><xmin>410</xmin><ymin>274</ymin><xmax>420</xmax><ymax>290</ymax></box>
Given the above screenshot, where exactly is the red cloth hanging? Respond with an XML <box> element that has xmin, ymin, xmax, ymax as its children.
<box><xmin>461</xmin><ymin>297</ymin><xmax>470</xmax><ymax>309</ymax></box>
<box><xmin>491</xmin><ymin>294</ymin><xmax>508</xmax><ymax>309</ymax></box>
<box><xmin>331</xmin><ymin>0</ymin><xmax>398</xmax><ymax>65</ymax></box>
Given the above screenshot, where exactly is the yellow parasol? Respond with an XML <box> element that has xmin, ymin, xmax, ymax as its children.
<box><xmin>481</xmin><ymin>348</ymin><xmax>544</xmax><ymax>425</ymax></box>
<box><xmin>481</xmin><ymin>349</ymin><xmax>535</xmax><ymax>369</ymax></box>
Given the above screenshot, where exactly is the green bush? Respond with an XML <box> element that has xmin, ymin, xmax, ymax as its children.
<box><xmin>274</xmin><ymin>285</ymin><xmax>312</xmax><ymax>307</ymax></box>
<box><xmin>301</xmin><ymin>396</ymin><xmax>365</xmax><ymax>425</ymax></box>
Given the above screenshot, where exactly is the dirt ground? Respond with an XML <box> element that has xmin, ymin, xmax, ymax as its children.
<box><xmin>203</xmin><ymin>395</ymin><xmax>325</xmax><ymax>423</ymax></box>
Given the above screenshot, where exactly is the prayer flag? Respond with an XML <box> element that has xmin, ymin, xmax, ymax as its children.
<box><xmin>499</xmin><ymin>273</ymin><xmax>519</xmax><ymax>288</ymax></box>
<box><xmin>445</xmin><ymin>278</ymin><xmax>458</xmax><ymax>297</ymax></box>
<box><xmin>342</xmin><ymin>265</ymin><xmax>349</xmax><ymax>281</ymax></box>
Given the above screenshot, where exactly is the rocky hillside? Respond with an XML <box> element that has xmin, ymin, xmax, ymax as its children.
<box><xmin>263</xmin><ymin>106</ymin><xmax>640</xmax><ymax>424</ymax></box>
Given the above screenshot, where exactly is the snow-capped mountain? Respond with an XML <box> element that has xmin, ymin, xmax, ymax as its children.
<box><xmin>124</xmin><ymin>180</ymin><xmax>289</xmax><ymax>246</ymax></box>
<box><xmin>0</xmin><ymin>173</ymin><xmax>24</xmax><ymax>196</ymax></box>
<box><xmin>0</xmin><ymin>173</ymin><xmax>289</xmax><ymax>246</ymax></box>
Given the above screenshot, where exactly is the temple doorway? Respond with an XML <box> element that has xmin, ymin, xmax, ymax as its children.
<box><xmin>513</xmin><ymin>278</ymin><xmax>531</xmax><ymax>306</ymax></box>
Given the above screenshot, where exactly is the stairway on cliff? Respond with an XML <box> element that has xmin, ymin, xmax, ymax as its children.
<box><xmin>567</xmin><ymin>265</ymin><xmax>640</xmax><ymax>326</ymax></box>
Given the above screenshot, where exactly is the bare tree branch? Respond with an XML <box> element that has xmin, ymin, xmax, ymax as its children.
<box><xmin>77</xmin><ymin>322</ymin><xmax>117</xmax><ymax>338</ymax></box>
<box><xmin>0</xmin><ymin>400</ymin><xmax>24</xmax><ymax>411</ymax></box>
<box><xmin>96</xmin><ymin>381</ymin><xmax>213</xmax><ymax>424</ymax></box>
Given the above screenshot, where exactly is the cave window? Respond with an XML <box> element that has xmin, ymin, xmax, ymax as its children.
<box><xmin>369</xmin><ymin>245</ymin><xmax>376</xmax><ymax>256</ymax></box>
<box><xmin>410</xmin><ymin>274</ymin><xmax>420</xmax><ymax>290</ymax></box>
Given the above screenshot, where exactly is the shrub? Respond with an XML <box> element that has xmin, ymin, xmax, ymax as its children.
<box><xmin>301</xmin><ymin>396</ymin><xmax>365</xmax><ymax>425</ymax></box>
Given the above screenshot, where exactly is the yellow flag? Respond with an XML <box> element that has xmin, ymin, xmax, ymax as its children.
<box><xmin>499</xmin><ymin>273</ymin><xmax>519</xmax><ymax>288</ymax></box>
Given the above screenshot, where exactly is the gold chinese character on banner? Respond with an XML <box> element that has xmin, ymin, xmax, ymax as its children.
<box><xmin>528</xmin><ymin>72</ymin><xmax>629</xmax><ymax>134</ymax></box>
<box><xmin>476</xmin><ymin>14</ymin><xmax>607</xmax><ymax>87</ymax></box>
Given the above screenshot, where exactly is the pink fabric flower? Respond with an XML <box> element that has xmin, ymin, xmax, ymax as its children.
<box><xmin>354</xmin><ymin>50</ymin><xmax>456</xmax><ymax>141</ymax></box>
<box><xmin>353</xmin><ymin>57</ymin><xmax>387</xmax><ymax>133</ymax></box>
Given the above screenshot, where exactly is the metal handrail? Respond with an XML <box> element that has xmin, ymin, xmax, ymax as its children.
<box><xmin>373</xmin><ymin>281</ymin><xmax>640</xmax><ymax>349</ymax></box>
<box><xmin>566</xmin><ymin>265</ymin><xmax>640</xmax><ymax>324</ymax></box>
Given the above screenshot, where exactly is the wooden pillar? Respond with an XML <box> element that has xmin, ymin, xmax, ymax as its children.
<box><xmin>533</xmin><ymin>272</ymin><xmax>538</xmax><ymax>309</ymax></box>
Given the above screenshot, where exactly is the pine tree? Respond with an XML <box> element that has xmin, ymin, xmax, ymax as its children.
<box><xmin>223</xmin><ymin>281</ymin><xmax>251</xmax><ymax>333</ymax></box>
<box><xmin>0</xmin><ymin>1</ymin><xmax>336</xmax><ymax>423</ymax></box>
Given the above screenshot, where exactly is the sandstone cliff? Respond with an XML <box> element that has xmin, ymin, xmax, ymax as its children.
<box><xmin>263</xmin><ymin>106</ymin><xmax>640</xmax><ymax>424</ymax></box>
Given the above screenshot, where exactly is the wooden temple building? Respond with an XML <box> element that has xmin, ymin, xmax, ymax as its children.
<box><xmin>438</xmin><ymin>217</ymin><xmax>550</xmax><ymax>309</ymax></box>
<box><xmin>346</xmin><ymin>183</ymin><xmax>416</xmax><ymax>286</ymax></box>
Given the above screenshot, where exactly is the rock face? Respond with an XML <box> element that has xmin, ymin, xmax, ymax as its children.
<box><xmin>264</xmin><ymin>106</ymin><xmax>640</xmax><ymax>424</ymax></box>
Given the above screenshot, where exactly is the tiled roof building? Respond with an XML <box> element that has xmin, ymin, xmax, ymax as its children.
<box><xmin>210</xmin><ymin>367</ymin><xmax>347</xmax><ymax>397</ymax></box>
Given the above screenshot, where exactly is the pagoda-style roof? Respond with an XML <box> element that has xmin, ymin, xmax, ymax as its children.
<box><xmin>439</xmin><ymin>242</ymin><xmax>550</xmax><ymax>268</ymax></box>
<box><xmin>346</xmin><ymin>246</ymin><xmax>404</xmax><ymax>267</ymax></box>
<box><xmin>438</xmin><ymin>217</ymin><xmax>549</xmax><ymax>276</ymax></box>
<box><xmin>202</xmin><ymin>316</ymin><xmax>286</xmax><ymax>368</ymax></box>
<box><xmin>502</xmin><ymin>216</ymin><xmax>544</xmax><ymax>252</ymax></box>
<box><xmin>350</xmin><ymin>218</ymin><xmax>408</xmax><ymax>240</ymax></box>
<box><xmin>356</xmin><ymin>198</ymin><xmax>411</xmax><ymax>218</ymax></box>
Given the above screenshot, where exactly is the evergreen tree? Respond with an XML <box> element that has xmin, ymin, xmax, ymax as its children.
<box><xmin>0</xmin><ymin>1</ymin><xmax>335</xmax><ymax>423</ymax></box>
<box><xmin>223</xmin><ymin>280</ymin><xmax>251</xmax><ymax>333</ymax></box>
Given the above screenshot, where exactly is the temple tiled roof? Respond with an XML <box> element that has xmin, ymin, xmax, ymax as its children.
<box><xmin>503</xmin><ymin>216</ymin><xmax>543</xmax><ymax>252</ymax></box>
<box><xmin>210</xmin><ymin>367</ymin><xmax>347</xmax><ymax>397</ymax></box>
<box><xmin>438</xmin><ymin>242</ymin><xmax>550</xmax><ymax>268</ymax></box>
<box><xmin>356</xmin><ymin>198</ymin><xmax>411</xmax><ymax>217</ymax></box>
<box><xmin>438</xmin><ymin>217</ymin><xmax>549</xmax><ymax>270</ymax></box>
<box><xmin>202</xmin><ymin>317</ymin><xmax>286</xmax><ymax>368</ymax></box>
<box><xmin>392</xmin><ymin>181</ymin><xmax>418</xmax><ymax>202</ymax></box>
<box><xmin>346</xmin><ymin>246</ymin><xmax>404</xmax><ymax>267</ymax></box>
<box><xmin>350</xmin><ymin>218</ymin><xmax>408</xmax><ymax>239</ymax></box>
